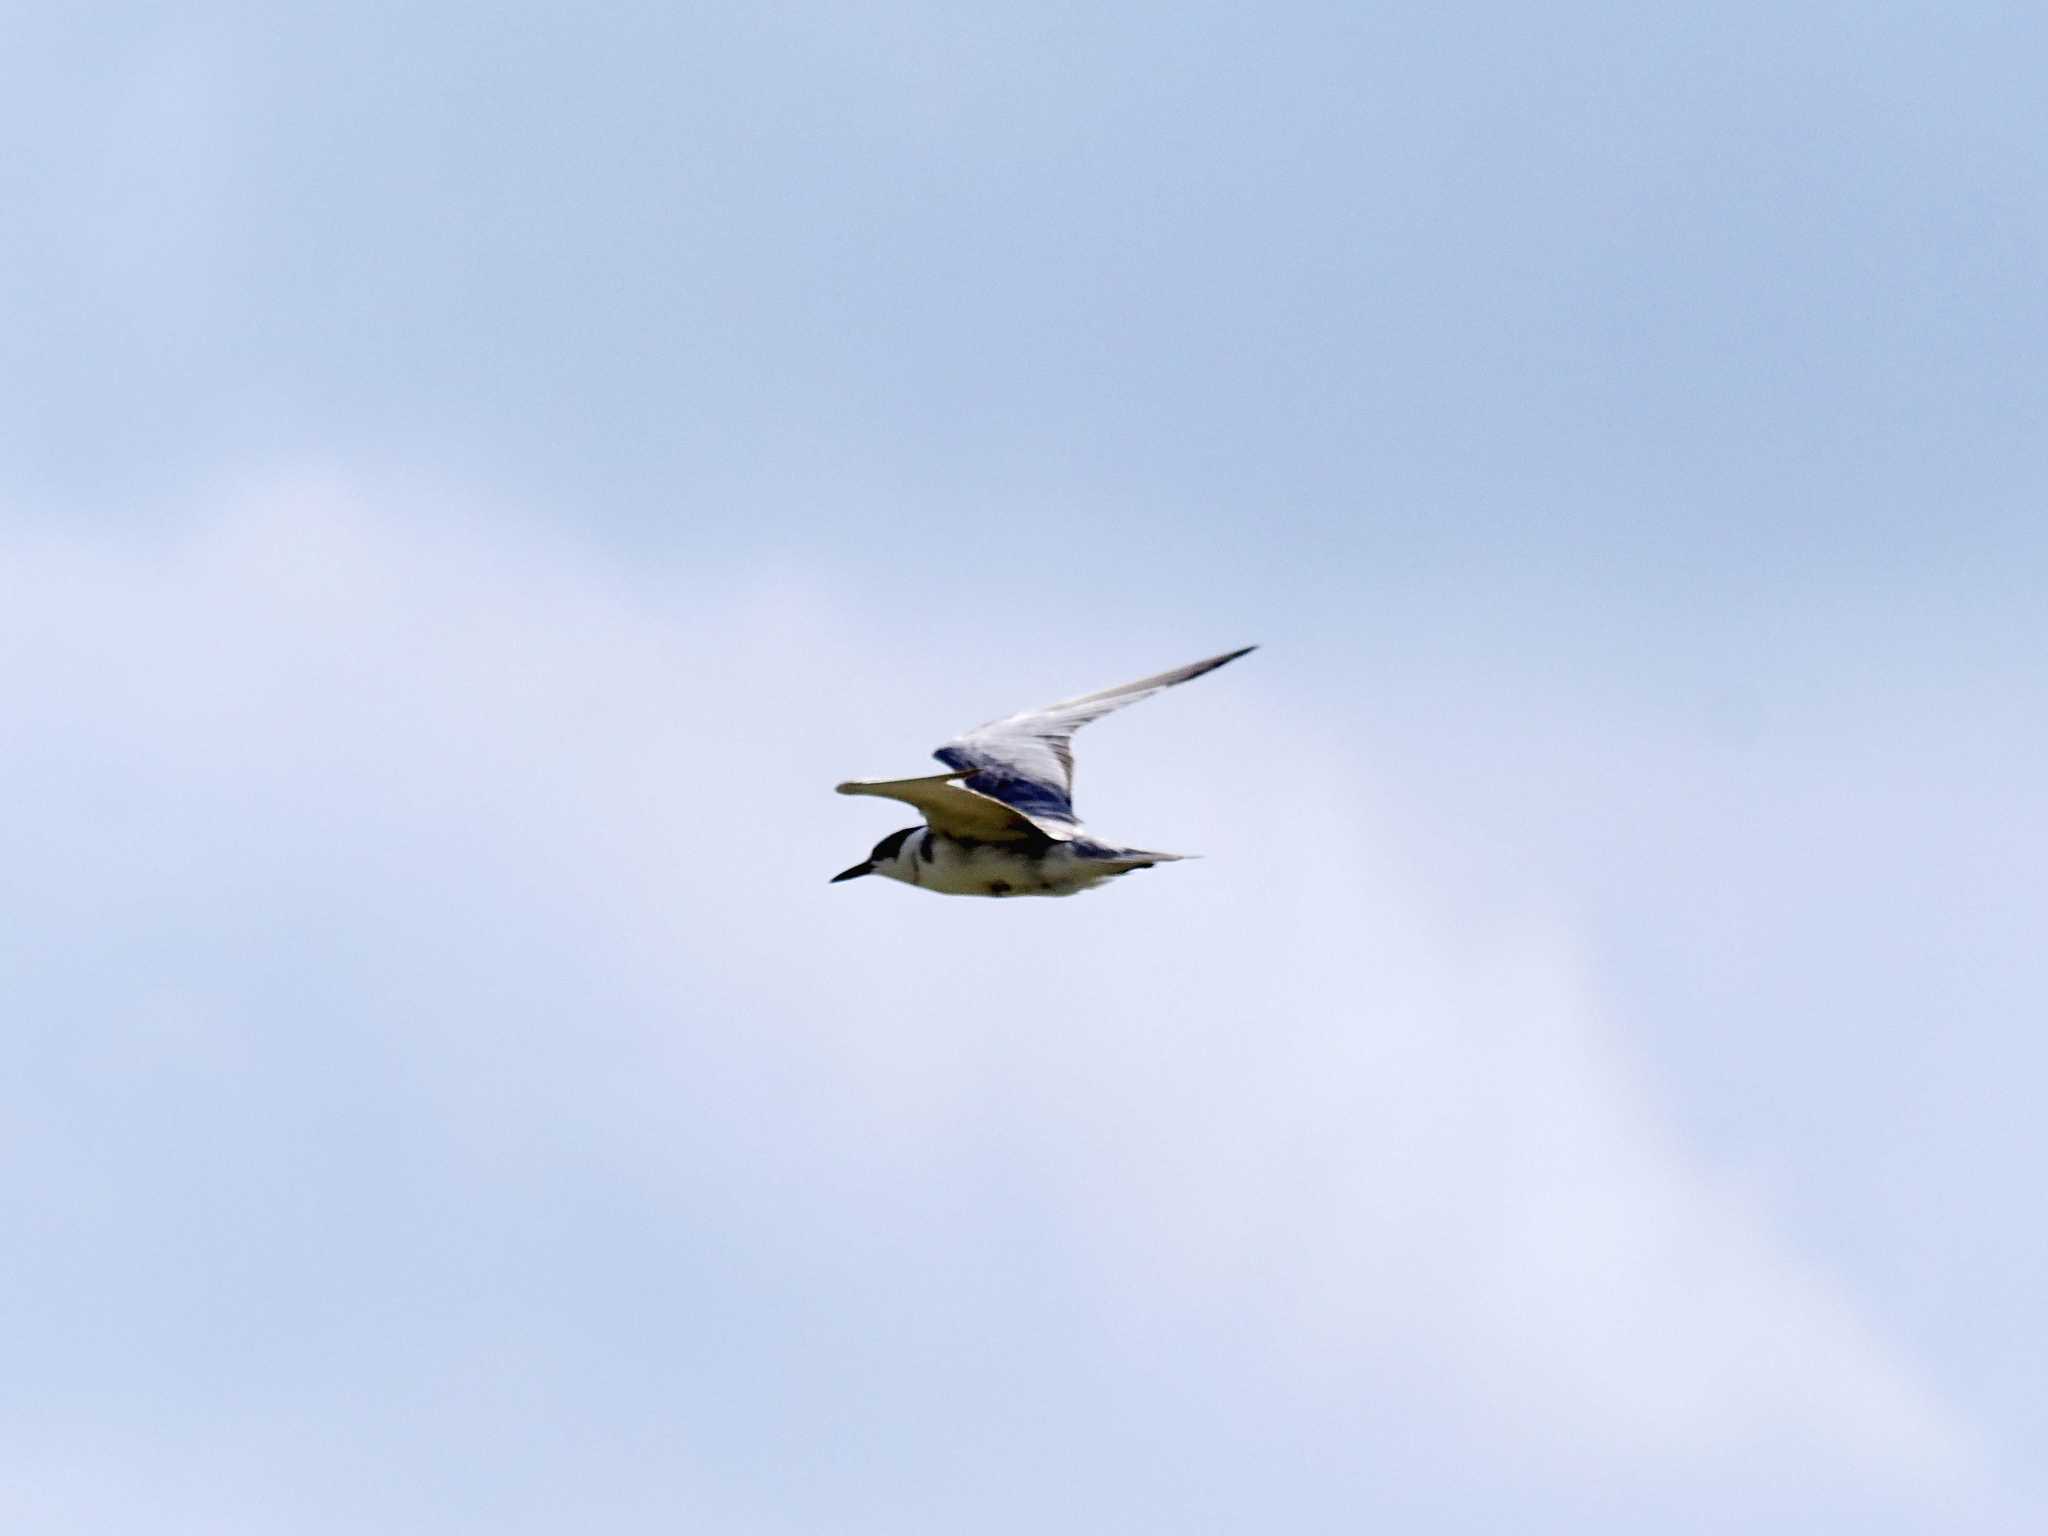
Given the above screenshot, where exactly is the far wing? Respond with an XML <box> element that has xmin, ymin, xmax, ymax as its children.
<box><xmin>934</xmin><ymin>645</ymin><xmax>1254</xmax><ymax>835</ymax></box>
<box><xmin>834</xmin><ymin>772</ymin><xmax>1047</xmax><ymax>843</ymax></box>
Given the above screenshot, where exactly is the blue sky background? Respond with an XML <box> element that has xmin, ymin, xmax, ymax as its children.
<box><xmin>5</xmin><ymin>3</ymin><xmax>2045</xmax><ymax>1530</ymax></box>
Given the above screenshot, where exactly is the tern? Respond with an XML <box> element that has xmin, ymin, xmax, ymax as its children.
<box><xmin>831</xmin><ymin>646</ymin><xmax>1254</xmax><ymax>897</ymax></box>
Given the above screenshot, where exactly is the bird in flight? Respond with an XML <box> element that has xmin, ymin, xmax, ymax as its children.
<box><xmin>831</xmin><ymin>646</ymin><xmax>1255</xmax><ymax>898</ymax></box>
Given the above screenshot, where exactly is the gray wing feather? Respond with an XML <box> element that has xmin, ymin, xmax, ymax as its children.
<box><xmin>934</xmin><ymin>645</ymin><xmax>1254</xmax><ymax>836</ymax></box>
<box><xmin>834</xmin><ymin>773</ymin><xmax>1046</xmax><ymax>843</ymax></box>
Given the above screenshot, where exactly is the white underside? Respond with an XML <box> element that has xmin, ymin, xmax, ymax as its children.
<box><xmin>877</xmin><ymin>831</ymin><xmax>1168</xmax><ymax>898</ymax></box>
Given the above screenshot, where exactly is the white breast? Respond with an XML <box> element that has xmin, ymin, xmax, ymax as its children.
<box><xmin>882</xmin><ymin>831</ymin><xmax>1103</xmax><ymax>898</ymax></box>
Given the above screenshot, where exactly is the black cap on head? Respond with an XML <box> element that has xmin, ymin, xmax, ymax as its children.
<box><xmin>870</xmin><ymin>828</ymin><xmax>915</xmax><ymax>862</ymax></box>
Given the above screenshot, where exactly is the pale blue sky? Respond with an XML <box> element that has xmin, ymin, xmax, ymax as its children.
<box><xmin>5</xmin><ymin>4</ymin><xmax>2045</xmax><ymax>1531</ymax></box>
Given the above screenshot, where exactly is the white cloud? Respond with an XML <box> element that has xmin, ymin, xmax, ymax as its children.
<box><xmin>0</xmin><ymin>469</ymin><xmax>1985</xmax><ymax>1522</ymax></box>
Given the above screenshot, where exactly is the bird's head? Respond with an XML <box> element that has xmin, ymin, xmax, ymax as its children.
<box><xmin>830</xmin><ymin>826</ymin><xmax>919</xmax><ymax>885</ymax></box>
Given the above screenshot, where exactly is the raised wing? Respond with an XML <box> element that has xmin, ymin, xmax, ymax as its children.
<box><xmin>934</xmin><ymin>646</ymin><xmax>1254</xmax><ymax>837</ymax></box>
<box><xmin>834</xmin><ymin>772</ymin><xmax>1047</xmax><ymax>843</ymax></box>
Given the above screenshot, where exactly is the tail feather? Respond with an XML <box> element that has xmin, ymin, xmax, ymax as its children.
<box><xmin>1098</xmin><ymin>848</ymin><xmax>1192</xmax><ymax>871</ymax></box>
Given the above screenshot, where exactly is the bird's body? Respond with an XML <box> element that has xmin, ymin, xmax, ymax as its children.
<box><xmin>831</xmin><ymin>646</ymin><xmax>1252</xmax><ymax>898</ymax></box>
<box><xmin>864</xmin><ymin>826</ymin><xmax>1183</xmax><ymax>899</ymax></box>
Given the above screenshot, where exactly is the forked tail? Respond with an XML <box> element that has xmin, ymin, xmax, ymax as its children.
<box><xmin>1098</xmin><ymin>847</ymin><xmax>1194</xmax><ymax>872</ymax></box>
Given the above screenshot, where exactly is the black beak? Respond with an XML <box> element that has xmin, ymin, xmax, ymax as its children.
<box><xmin>829</xmin><ymin>862</ymin><xmax>873</xmax><ymax>883</ymax></box>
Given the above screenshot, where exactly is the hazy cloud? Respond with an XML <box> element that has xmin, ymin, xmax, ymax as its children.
<box><xmin>0</xmin><ymin>472</ymin><xmax>1987</xmax><ymax>1528</ymax></box>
